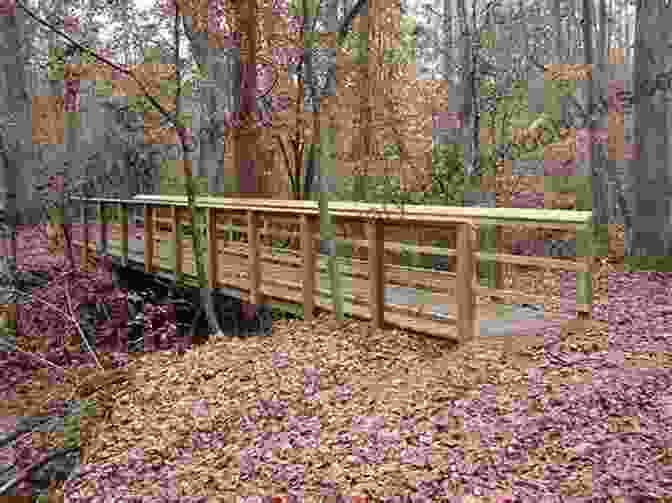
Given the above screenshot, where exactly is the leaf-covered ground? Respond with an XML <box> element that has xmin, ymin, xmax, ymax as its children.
<box><xmin>0</xmin><ymin>224</ymin><xmax>671</xmax><ymax>502</ymax></box>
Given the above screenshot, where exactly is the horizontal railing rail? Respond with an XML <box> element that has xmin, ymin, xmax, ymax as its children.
<box><xmin>65</xmin><ymin>194</ymin><xmax>594</xmax><ymax>342</ymax></box>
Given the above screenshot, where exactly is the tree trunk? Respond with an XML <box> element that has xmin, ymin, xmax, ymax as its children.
<box><xmin>598</xmin><ymin>0</ymin><xmax>608</xmax><ymax>62</ymax></box>
<box><xmin>552</xmin><ymin>0</ymin><xmax>572</xmax><ymax>127</ymax></box>
<box><xmin>624</xmin><ymin>0</ymin><xmax>672</xmax><ymax>263</ymax></box>
<box><xmin>0</xmin><ymin>1</ymin><xmax>41</xmax><ymax>279</ymax></box>
<box><xmin>304</xmin><ymin>0</ymin><xmax>345</xmax><ymax>321</ymax></box>
<box><xmin>353</xmin><ymin>0</ymin><xmax>373</xmax><ymax>201</ymax></box>
<box><xmin>198</xmin><ymin>74</ymin><xmax>227</xmax><ymax>196</ymax></box>
<box><xmin>578</xmin><ymin>0</ymin><xmax>614</xmax><ymax>260</ymax></box>
<box><xmin>455</xmin><ymin>0</ymin><xmax>480</xmax><ymax>184</ymax></box>
<box><xmin>174</xmin><ymin>2</ymin><xmax>225</xmax><ymax>337</ymax></box>
<box><xmin>181</xmin><ymin>17</ymin><xmax>232</xmax><ymax>196</ymax></box>
<box><xmin>233</xmin><ymin>0</ymin><xmax>261</xmax><ymax>197</ymax></box>
<box><xmin>435</xmin><ymin>0</ymin><xmax>460</xmax><ymax>149</ymax></box>
<box><xmin>442</xmin><ymin>0</ymin><xmax>454</xmax><ymax>78</ymax></box>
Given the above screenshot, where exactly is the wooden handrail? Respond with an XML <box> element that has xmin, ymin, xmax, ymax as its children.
<box><xmin>72</xmin><ymin>195</ymin><xmax>594</xmax><ymax>341</ymax></box>
<box><xmin>79</xmin><ymin>195</ymin><xmax>593</xmax><ymax>229</ymax></box>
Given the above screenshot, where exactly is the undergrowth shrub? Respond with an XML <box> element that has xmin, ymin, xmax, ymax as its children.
<box><xmin>331</xmin><ymin>143</ymin><xmax>498</xmax><ymax>208</ymax></box>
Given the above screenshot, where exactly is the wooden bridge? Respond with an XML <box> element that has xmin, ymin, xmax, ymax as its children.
<box><xmin>66</xmin><ymin>195</ymin><xmax>595</xmax><ymax>342</ymax></box>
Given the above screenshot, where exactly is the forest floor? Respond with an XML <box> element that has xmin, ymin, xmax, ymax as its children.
<box><xmin>1</xmin><ymin>223</ymin><xmax>672</xmax><ymax>502</ymax></box>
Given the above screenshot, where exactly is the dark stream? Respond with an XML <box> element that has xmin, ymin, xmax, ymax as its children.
<box><xmin>104</xmin><ymin>261</ymin><xmax>274</xmax><ymax>353</ymax></box>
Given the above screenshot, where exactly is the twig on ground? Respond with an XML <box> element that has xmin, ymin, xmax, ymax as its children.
<box><xmin>64</xmin><ymin>276</ymin><xmax>103</xmax><ymax>371</ymax></box>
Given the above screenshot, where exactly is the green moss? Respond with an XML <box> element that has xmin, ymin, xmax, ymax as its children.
<box><xmin>624</xmin><ymin>255</ymin><xmax>672</xmax><ymax>273</ymax></box>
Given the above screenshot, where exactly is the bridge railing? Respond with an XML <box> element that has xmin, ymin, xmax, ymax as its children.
<box><xmin>68</xmin><ymin>194</ymin><xmax>594</xmax><ymax>342</ymax></box>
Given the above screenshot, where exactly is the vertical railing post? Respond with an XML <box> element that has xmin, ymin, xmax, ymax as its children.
<box><xmin>367</xmin><ymin>217</ymin><xmax>384</xmax><ymax>331</ymax></box>
<box><xmin>120</xmin><ymin>202</ymin><xmax>129</xmax><ymax>268</ymax></box>
<box><xmin>247</xmin><ymin>210</ymin><xmax>261</xmax><ymax>307</ymax></box>
<box><xmin>479</xmin><ymin>221</ymin><xmax>500</xmax><ymax>301</ymax></box>
<box><xmin>144</xmin><ymin>204</ymin><xmax>154</xmax><ymax>273</ymax></box>
<box><xmin>494</xmin><ymin>225</ymin><xmax>505</xmax><ymax>300</ymax></box>
<box><xmin>207</xmin><ymin>207</ymin><xmax>217</xmax><ymax>290</ymax></box>
<box><xmin>263</xmin><ymin>217</ymin><xmax>270</xmax><ymax>248</ymax></box>
<box><xmin>456</xmin><ymin>222</ymin><xmax>476</xmax><ymax>341</ymax></box>
<box><xmin>225</xmin><ymin>216</ymin><xmax>233</xmax><ymax>243</ymax></box>
<box><xmin>576</xmin><ymin>221</ymin><xmax>593</xmax><ymax>321</ymax></box>
<box><xmin>301</xmin><ymin>214</ymin><xmax>316</xmax><ymax>322</ymax></box>
<box><xmin>81</xmin><ymin>199</ymin><xmax>90</xmax><ymax>272</ymax></box>
<box><xmin>171</xmin><ymin>205</ymin><xmax>183</xmax><ymax>287</ymax></box>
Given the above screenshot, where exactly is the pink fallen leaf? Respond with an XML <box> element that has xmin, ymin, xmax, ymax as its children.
<box><xmin>0</xmin><ymin>0</ymin><xmax>16</xmax><ymax>16</ymax></box>
<box><xmin>63</xmin><ymin>15</ymin><xmax>80</xmax><ymax>33</ymax></box>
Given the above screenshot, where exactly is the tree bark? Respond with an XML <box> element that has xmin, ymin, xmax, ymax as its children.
<box><xmin>304</xmin><ymin>0</ymin><xmax>345</xmax><ymax>321</ymax></box>
<box><xmin>181</xmin><ymin>16</ymin><xmax>233</xmax><ymax>197</ymax></box>
<box><xmin>552</xmin><ymin>0</ymin><xmax>571</xmax><ymax>127</ymax></box>
<box><xmin>233</xmin><ymin>0</ymin><xmax>261</xmax><ymax>197</ymax></box>
<box><xmin>174</xmin><ymin>1</ymin><xmax>225</xmax><ymax>337</ymax></box>
<box><xmin>353</xmin><ymin>0</ymin><xmax>372</xmax><ymax>201</ymax></box>
<box><xmin>0</xmin><ymin>0</ymin><xmax>41</xmax><ymax>280</ymax></box>
<box><xmin>624</xmin><ymin>0</ymin><xmax>672</xmax><ymax>262</ymax></box>
<box><xmin>578</xmin><ymin>0</ymin><xmax>618</xmax><ymax>260</ymax></box>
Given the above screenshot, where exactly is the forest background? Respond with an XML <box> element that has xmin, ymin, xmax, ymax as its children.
<box><xmin>0</xmin><ymin>0</ymin><xmax>668</xmax><ymax>270</ymax></box>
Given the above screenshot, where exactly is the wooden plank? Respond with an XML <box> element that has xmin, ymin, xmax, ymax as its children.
<box><xmin>301</xmin><ymin>214</ymin><xmax>316</xmax><ymax>322</ymax></box>
<box><xmin>207</xmin><ymin>207</ymin><xmax>217</xmax><ymax>290</ymax></box>
<box><xmin>134</xmin><ymin>227</ymin><xmax>442</xmax><ymax>289</ymax></box>
<box><xmin>247</xmin><ymin>251</ymin><xmax>458</xmax><ymax>326</ymax></box>
<box><xmin>165</xmin><ymin>245</ymin><xmax>461</xmax><ymax>319</ymax></box>
<box><xmin>144</xmin><ymin>205</ymin><xmax>153</xmax><ymax>273</ymax></box>
<box><xmin>219</xmin><ymin>241</ymin><xmax>459</xmax><ymax>294</ymax></box>
<box><xmin>128</xmin><ymin>195</ymin><xmax>592</xmax><ymax>227</ymax></box>
<box><xmin>456</xmin><ymin>222</ymin><xmax>476</xmax><ymax>342</ymax></box>
<box><xmin>154</xmin><ymin>217</ymin><xmax>174</xmax><ymax>231</ymax></box>
<box><xmin>347</xmin><ymin>237</ymin><xmax>459</xmax><ymax>258</ymax></box>
<box><xmin>382</xmin><ymin>311</ymin><xmax>459</xmax><ymax>341</ymax></box>
<box><xmin>384</xmin><ymin>302</ymin><xmax>458</xmax><ymax>324</ymax></box>
<box><xmin>472</xmin><ymin>284</ymin><xmax>550</xmax><ymax>306</ymax></box>
<box><xmin>474</xmin><ymin>251</ymin><xmax>590</xmax><ymax>272</ymax></box>
<box><xmin>367</xmin><ymin>219</ymin><xmax>384</xmax><ymax>330</ymax></box>
<box><xmin>100</xmin><ymin>232</ymin><xmax>455</xmax><ymax>301</ymax></box>
<box><xmin>309</xmin><ymin>298</ymin><xmax>460</xmax><ymax>341</ymax></box>
<box><xmin>71</xmin><ymin>196</ymin><xmax>138</xmax><ymax>205</ymax></box>
<box><xmin>264</xmin><ymin>277</ymin><xmax>368</xmax><ymax>311</ymax></box>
